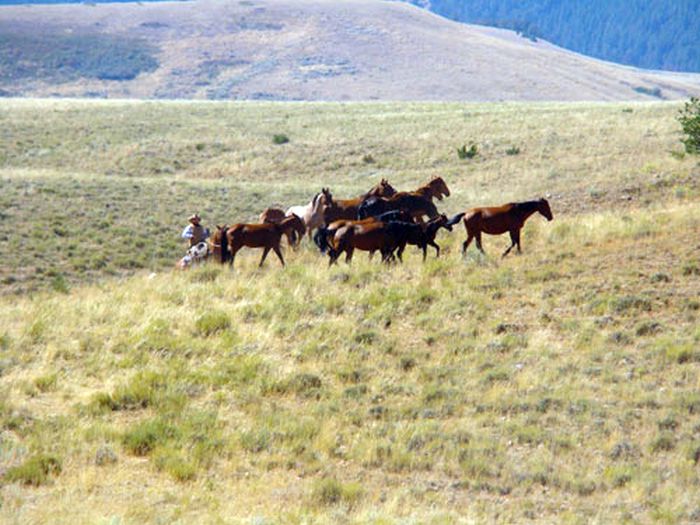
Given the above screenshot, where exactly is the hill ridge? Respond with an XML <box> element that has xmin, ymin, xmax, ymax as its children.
<box><xmin>0</xmin><ymin>0</ymin><xmax>699</xmax><ymax>100</ymax></box>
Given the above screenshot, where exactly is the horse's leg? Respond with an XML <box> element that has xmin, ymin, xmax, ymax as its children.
<box><xmin>515</xmin><ymin>228</ymin><xmax>522</xmax><ymax>253</ymax></box>
<box><xmin>429</xmin><ymin>240</ymin><xmax>440</xmax><ymax>258</ymax></box>
<box><xmin>475</xmin><ymin>232</ymin><xmax>485</xmax><ymax>254</ymax></box>
<box><xmin>272</xmin><ymin>244</ymin><xmax>286</xmax><ymax>266</ymax></box>
<box><xmin>502</xmin><ymin>230</ymin><xmax>517</xmax><ymax>257</ymax></box>
<box><xmin>345</xmin><ymin>246</ymin><xmax>354</xmax><ymax>264</ymax></box>
<box><xmin>462</xmin><ymin>234</ymin><xmax>473</xmax><ymax>255</ymax></box>
<box><xmin>259</xmin><ymin>246</ymin><xmax>271</xmax><ymax>267</ymax></box>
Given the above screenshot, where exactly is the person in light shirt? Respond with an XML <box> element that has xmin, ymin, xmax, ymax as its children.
<box><xmin>181</xmin><ymin>213</ymin><xmax>210</xmax><ymax>247</ymax></box>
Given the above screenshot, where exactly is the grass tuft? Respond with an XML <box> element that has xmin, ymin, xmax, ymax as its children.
<box><xmin>4</xmin><ymin>454</ymin><xmax>62</xmax><ymax>486</ymax></box>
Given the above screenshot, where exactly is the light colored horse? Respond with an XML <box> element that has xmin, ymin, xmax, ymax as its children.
<box><xmin>286</xmin><ymin>191</ymin><xmax>329</xmax><ymax>238</ymax></box>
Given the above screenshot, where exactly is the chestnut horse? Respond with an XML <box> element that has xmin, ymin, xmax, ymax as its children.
<box><xmin>461</xmin><ymin>198</ymin><xmax>553</xmax><ymax>257</ymax></box>
<box><xmin>327</xmin><ymin>222</ymin><xmax>397</xmax><ymax>265</ymax></box>
<box><xmin>405</xmin><ymin>176</ymin><xmax>451</xmax><ymax>202</ymax></box>
<box><xmin>314</xmin><ymin>210</ymin><xmax>414</xmax><ymax>254</ymax></box>
<box><xmin>322</xmin><ymin>179</ymin><xmax>397</xmax><ymax>224</ymax></box>
<box><xmin>214</xmin><ymin>216</ymin><xmax>303</xmax><ymax>268</ymax></box>
<box><xmin>259</xmin><ymin>207</ymin><xmax>305</xmax><ymax>247</ymax></box>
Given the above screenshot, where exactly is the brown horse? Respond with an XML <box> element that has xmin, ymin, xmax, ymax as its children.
<box><xmin>410</xmin><ymin>176</ymin><xmax>451</xmax><ymax>202</ymax></box>
<box><xmin>461</xmin><ymin>198</ymin><xmax>553</xmax><ymax>257</ymax></box>
<box><xmin>327</xmin><ymin>222</ymin><xmax>397</xmax><ymax>265</ymax></box>
<box><xmin>259</xmin><ymin>207</ymin><xmax>306</xmax><ymax>247</ymax></box>
<box><xmin>322</xmin><ymin>179</ymin><xmax>397</xmax><ymax>224</ymax></box>
<box><xmin>216</xmin><ymin>216</ymin><xmax>302</xmax><ymax>268</ymax></box>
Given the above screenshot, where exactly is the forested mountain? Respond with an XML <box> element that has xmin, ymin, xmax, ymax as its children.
<box><xmin>412</xmin><ymin>0</ymin><xmax>700</xmax><ymax>73</ymax></box>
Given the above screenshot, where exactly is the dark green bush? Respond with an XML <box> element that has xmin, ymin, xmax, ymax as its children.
<box><xmin>678</xmin><ymin>97</ymin><xmax>700</xmax><ymax>154</ymax></box>
<box><xmin>457</xmin><ymin>142</ymin><xmax>478</xmax><ymax>159</ymax></box>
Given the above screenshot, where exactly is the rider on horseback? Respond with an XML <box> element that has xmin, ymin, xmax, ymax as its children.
<box><xmin>182</xmin><ymin>213</ymin><xmax>210</xmax><ymax>247</ymax></box>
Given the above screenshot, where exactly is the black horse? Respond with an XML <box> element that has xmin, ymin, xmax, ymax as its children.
<box><xmin>357</xmin><ymin>194</ymin><xmax>439</xmax><ymax>221</ymax></box>
<box><xmin>386</xmin><ymin>213</ymin><xmax>462</xmax><ymax>262</ymax></box>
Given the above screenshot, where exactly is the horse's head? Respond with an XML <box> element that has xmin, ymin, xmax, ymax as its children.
<box><xmin>430</xmin><ymin>177</ymin><xmax>450</xmax><ymax>200</ymax></box>
<box><xmin>538</xmin><ymin>198</ymin><xmax>553</xmax><ymax>221</ymax></box>
<box><xmin>320</xmin><ymin>187</ymin><xmax>334</xmax><ymax>208</ymax></box>
<box><xmin>377</xmin><ymin>178</ymin><xmax>397</xmax><ymax>197</ymax></box>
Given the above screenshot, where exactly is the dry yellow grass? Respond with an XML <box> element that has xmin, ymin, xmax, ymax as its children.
<box><xmin>1</xmin><ymin>99</ymin><xmax>700</xmax><ymax>523</ymax></box>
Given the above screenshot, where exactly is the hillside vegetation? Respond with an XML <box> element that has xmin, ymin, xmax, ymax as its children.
<box><xmin>416</xmin><ymin>0</ymin><xmax>700</xmax><ymax>73</ymax></box>
<box><xmin>1</xmin><ymin>99</ymin><xmax>700</xmax><ymax>522</ymax></box>
<box><xmin>0</xmin><ymin>0</ymin><xmax>699</xmax><ymax>101</ymax></box>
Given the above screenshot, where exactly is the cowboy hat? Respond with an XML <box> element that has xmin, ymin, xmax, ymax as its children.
<box><xmin>188</xmin><ymin>213</ymin><xmax>201</xmax><ymax>223</ymax></box>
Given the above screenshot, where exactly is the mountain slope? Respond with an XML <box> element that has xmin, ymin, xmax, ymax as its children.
<box><xmin>411</xmin><ymin>0</ymin><xmax>700</xmax><ymax>73</ymax></box>
<box><xmin>0</xmin><ymin>0</ymin><xmax>699</xmax><ymax>101</ymax></box>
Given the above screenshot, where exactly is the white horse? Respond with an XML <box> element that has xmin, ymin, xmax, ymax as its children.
<box><xmin>286</xmin><ymin>191</ymin><xmax>329</xmax><ymax>238</ymax></box>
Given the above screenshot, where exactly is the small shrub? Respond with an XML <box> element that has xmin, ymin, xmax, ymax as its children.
<box><xmin>505</xmin><ymin>146</ymin><xmax>520</xmax><ymax>155</ymax></box>
<box><xmin>33</xmin><ymin>373</ymin><xmax>58</xmax><ymax>393</ymax></box>
<box><xmin>310</xmin><ymin>477</ymin><xmax>363</xmax><ymax>507</ymax></box>
<box><xmin>678</xmin><ymin>97</ymin><xmax>700</xmax><ymax>154</ymax></box>
<box><xmin>195</xmin><ymin>311</ymin><xmax>231</xmax><ymax>336</ymax></box>
<box><xmin>4</xmin><ymin>454</ymin><xmax>62</xmax><ymax>486</ymax></box>
<box><xmin>399</xmin><ymin>356</ymin><xmax>416</xmax><ymax>371</ymax></box>
<box><xmin>122</xmin><ymin>418</ymin><xmax>177</xmax><ymax>456</ymax></box>
<box><xmin>272</xmin><ymin>134</ymin><xmax>290</xmax><ymax>145</ymax></box>
<box><xmin>239</xmin><ymin>428</ymin><xmax>271</xmax><ymax>453</ymax></box>
<box><xmin>650</xmin><ymin>432</ymin><xmax>675</xmax><ymax>453</ymax></box>
<box><xmin>287</xmin><ymin>373</ymin><xmax>322</xmax><ymax>395</ymax></box>
<box><xmin>50</xmin><ymin>274</ymin><xmax>70</xmax><ymax>294</ymax></box>
<box><xmin>457</xmin><ymin>142</ymin><xmax>478</xmax><ymax>159</ymax></box>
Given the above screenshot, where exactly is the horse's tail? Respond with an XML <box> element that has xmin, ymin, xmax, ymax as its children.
<box><xmin>445</xmin><ymin>212</ymin><xmax>466</xmax><ymax>228</ymax></box>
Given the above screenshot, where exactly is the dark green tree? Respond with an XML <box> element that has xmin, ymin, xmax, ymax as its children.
<box><xmin>678</xmin><ymin>97</ymin><xmax>700</xmax><ymax>154</ymax></box>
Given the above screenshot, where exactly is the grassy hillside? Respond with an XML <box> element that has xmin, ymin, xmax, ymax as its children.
<box><xmin>0</xmin><ymin>0</ymin><xmax>699</xmax><ymax>101</ymax></box>
<box><xmin>1</xmin><ymin>99</ymin><xmax>700</xmax><ymax>522</ymax></box>
<box><xmin>1</xmin><ymin>99</ymin><xmax>698</xmax><ymax>294</ymax></box>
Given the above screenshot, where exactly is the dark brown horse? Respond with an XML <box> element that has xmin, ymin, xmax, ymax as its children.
<box><xmin>357</xmin><ymin>193</ymin><xmax>439</xmax><ymax>221</ymax></box>
<box><xmin>322</xmin><ymin>179</ymin><xmax>397</xmax><ymax>224</ymax></box>
<box><xmin>259</xmin><ymin>207</ymin><xmax>306</xmax><ymax>247</ymax></box>
<box><xmin>461</xmin><ymin>198</ymin><xmax>553</xmax><ymax>257</ymax></box>
<box><xmin>327</xmin><ymin>222</ymin><xmax>397</xmax><ymax>265</ymax></box>
<box><xmin>214</xmin><ymin>216</ymin><xmax>302</xmax><ymax>268</ymax></box>
<box><xmin>405</xmin><ymin>176</ymin><xmax>451</xmax><ymax>202</ymax></box>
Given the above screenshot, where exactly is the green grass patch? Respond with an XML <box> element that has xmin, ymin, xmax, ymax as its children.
<box><xmin>4</xmin><ymin>454</ymin><xmax>62</xmax><ymax>486</ymax></box>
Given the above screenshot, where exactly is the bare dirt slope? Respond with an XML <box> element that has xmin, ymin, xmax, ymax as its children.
<box><xmin>1</xmin><ymin>0</ymin><xmax>700</xmax><ymax>101</ymax></box>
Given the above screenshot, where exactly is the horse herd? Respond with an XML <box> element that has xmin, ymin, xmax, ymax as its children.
<box><xmin>203</xmin><ymin>177</ymin><xmax>553</xmax><ymax>269</ymax></box>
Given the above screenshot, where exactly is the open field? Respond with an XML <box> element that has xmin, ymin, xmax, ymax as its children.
<box><xmin>1</xmin><ymin>99</ymin><xmax>700</xmax><ymax>522</ymax></box>
<box><xmin>1</xmin><ymin>99</ymin><xmax>699</xmax><ymax>294</ymax></box>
